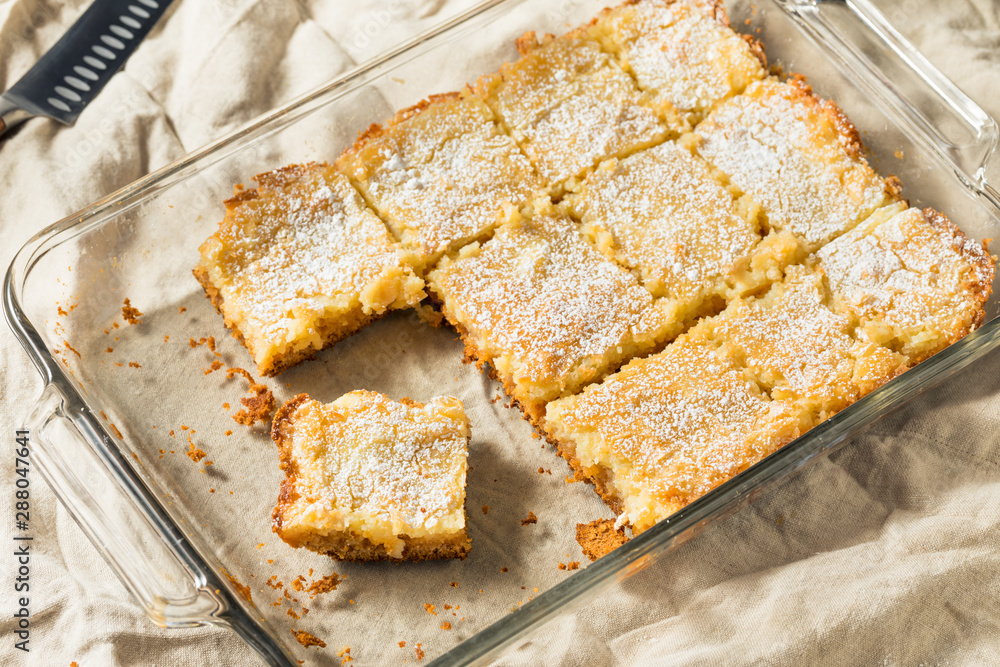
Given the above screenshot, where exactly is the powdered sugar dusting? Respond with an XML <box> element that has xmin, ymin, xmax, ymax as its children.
<box><xmin>570</xmin><ymin>140</ymin><xmax>759</xmax><ymax>303</ymax></box>
<box><xmin>549</xmin><ymin>333</ymin><xmax>800</xmax><ymax>531</ymax></box>
<box><xmin>483</xmin><ymin>35</ymin><xmax>668</xmax><ymax>186</ymax></box>
<box><xmin>210</xmin><ymin>165</ymin><xmax>418</xmax><ymax>347</ymax></box>
<box><xmin>710</xmin><ymin>266</ymin><xmax>869</xmax><ymax>411</ymax></box>
<box><xmin>291</xmin><ymin>393</ymin><xmax>468</xmax><ymax>535</ymax></box>
<box><xmin>338</xmin><ymin>96</ymin><xmax>541</xmax><ymax>264</ymax></box>
<box><xmin>817</xmin><ymin>206</ymin><xmax>994</xmax><ymax>355</ymax></box>
<box><xmin>432</xmin><ymin>214</ymin><xmax>669</xmax><ymax>388</ymax></box>
<box><xmin>600</xmin><ymin>2</ymin><xmax>764</xmax><ymax>121</ymax></box>
<box><xmin>697</xmin><ymin>79</ymin><xmax>890</xmax><ymax>249</ymax></box>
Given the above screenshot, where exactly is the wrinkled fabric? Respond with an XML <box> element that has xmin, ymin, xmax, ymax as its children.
<box><xmin>1</xmin><ymin>0</ymin><xmax>999</xmax><ymax>665</ymax></box>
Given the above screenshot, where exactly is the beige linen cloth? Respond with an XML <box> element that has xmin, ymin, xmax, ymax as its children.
<box><xmin>2</xmin><ymin>0</ymin><xmax>1000</xmax><ymax>665</ymax></box>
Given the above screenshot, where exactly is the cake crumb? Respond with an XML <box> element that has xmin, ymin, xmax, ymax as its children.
<box><xmin>225</xmin><ymin>430</ymin><xmax>233</xmax><ymax>436</ymax></box>
<box><xmin>337</xmin><ymin>646</ymin><xmax>353</xmax><ymax>663</ymax></box>
<box><xmin>64</xmin><ymin>341</ymin><xmax>81</xmax><ymax>357</ymax></box>
<box><xmin>441</xmin><ymin>621</ymin><xmax>451</xmax><ymax>630</ymax></box>
<box><xmin>566</xmin><ymin>561</ymin><xmax>579</xmax><ymax>570</ymax></box>
<box><xmin>128</xmin><ymin>361</ymin><xmax>141</xmax><ymax>368</ymax></box>
<box><xmin>227</xmin><ymin>367</ymin><xmax>275</xmax><ymax>425</ymax></box>
<box><xmin>521</xmin><ymin>512</ymin><xmax>537</xmax><ymax>525</ymax></box>
<box><xmin>186</xmin><ymin>438</ymin><xmax>207</xmax><ymax>463</ymax></box>
<box><xmin>204</xmin><ymin>360</ymin><xmax>224</xmax><ymax>374</ymax></box>
<box><xmin>291</xmin><ymin>629</ymin><xmax>325</xmax><ymax>649</ymax></box>
<box><xmin>287</xmin><ymin>608</ymin><xmax>300</xmax><ymax>619</ymax></box>
<box><xmin>109</xmin><ymin>423</ymin><xmax>124</xmax><ymax>440</ymax></box>
<box><xmin>399</xmin><ymin>641</ymin><xmax>406</xmax><ymax>648</ymax></box>
<box><xmin>450</xmin><ymin>581</ymin><xmax>458</xmax><ymax>588</ymax></box>
<box><xmin>481</xmin><ymin>505</ymin><xmax>489</xmax><ymax>515</ymax></box>
<box><xmin>106</xmin><ymin>347</ymin><xmax>113</xmax><ymax>353</ymax></box>
<box><xmin>292</xmin><ymin>575</ymin><xmax>307</xmax><ymax>592</ymax></box>
<box><xmin>307</xmin><ymin>573</ymin><xmax>343</xmax><ymax>597</ymax></box>
<box><xmin>501</xmin><ymin>567</ymin><xmax>508</xmax><ymax>573</ymax></box>
<box><xmin>576</xmin><ymin>519</ymin><xmax>630</xmax><ymax>561</ymax></box>
<box><xmin>424</xmin><ymin>603</ymin><xmax>436</xmax><ymax>615</ymax></box>
<box><xmin>164</xmin><ymin>335</ymin><xmax>169</xmax><ymax>342</ymax></box>
<box><xmin>122</xmin><ymin>298</ymin><xmax>143</xmax><ymax>325</ymax></box>
<box><xmin>416</xmin><ymin>644</ymin><xmax>424</xmax><ymax>661</ymax></box>
<box><xmin>179</xmin><ymin>306</ymin><xmax>187</xmax><ymax>313</ymax></box>
<box><xmin>209</xmin><ymin>488</ymin><xmax>215</xmax><ymax>493</ymax></box>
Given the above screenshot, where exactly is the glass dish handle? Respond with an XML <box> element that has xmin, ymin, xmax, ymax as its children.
<box><xmin>780</xmin><ymin>0</ymin><xmax>1000</xmax><ymax>209</ymax></box>
<box><xmin>26</xmin><ymin>383</ymin><xmax>225</xmax><ymax>624</ymax></box>
<box><xmin>25</xmin><ymin>383</ymin><xmax>296</xmax><ymax>665</ymax></box>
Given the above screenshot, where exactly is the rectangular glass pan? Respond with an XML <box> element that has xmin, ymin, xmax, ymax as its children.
<box><xmin>5</xmin><ymin>0</ymin><xmax>1000</xmax><ymax>664</ymax></box>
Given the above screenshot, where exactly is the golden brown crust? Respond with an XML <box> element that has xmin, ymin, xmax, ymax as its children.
<box><xmin>270</xmin><ymin>393</ymin><xmax>312</xmax><ymax>536</ymax></box>
<box><xmin>291</xmin><ymin>529</ymin><xmax>471</xmax><ymax>562</ymax></box>
<box><xmin>576</xmin><ymin>518</ymin><xmax>630</xmax><ymax>561</ymax></box>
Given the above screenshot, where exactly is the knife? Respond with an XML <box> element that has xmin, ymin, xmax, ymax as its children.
<box><xmin>0</xmin><ymin>0</ymin><xmax>174</xmax><ymax>138</ymax></box>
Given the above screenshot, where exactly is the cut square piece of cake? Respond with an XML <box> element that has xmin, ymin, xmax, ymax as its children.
<box><xmin>194</xmin><ymin>163</ymin><xmax>425</xmax><ymax>376</ymax></box>
<box><xmin>544</xmin><ymin>329</ymin><xmax>807</xmax><ymax>534</ymax></box>
<box><xmin>702</xmin><ymin>264</ymin><xmax>908</xmax><ymax>421</ymax></box>
<box><xmin>696</xmin><ymin>77</ymin><xmax>898</xmax><ymax>251</ymax></box>
<box><xmin>475</xmin><ymin>30</ymin><xmax>670</xmax><ymax>190</ymax></box>
<box><xmin>565</xmin><ymin>139</ymin><xmax>800</xmax><ymax>314</ymax></box>
<box><xmin>271</xmin><ymin>391</ymin><xmax>471</xmax><ymax>561</ymax></box>
<box><xmin>336</xmin><ymin>92</ymin><xmax>543</xmax><ymax>269</ymax></box>
<box><xmin>427</xmin><ymin>210</ymin><xmax>676</xmax><ymax>425</ymax></box>
<box><xmin>817</xmin><ymin>205</ymin><xmax>995</xmax><ymax>363</ymax></box>
<box><xmin>589</xmin><ymin>0</ymin><xmax>766</xmax><ymax>126</ymax></box>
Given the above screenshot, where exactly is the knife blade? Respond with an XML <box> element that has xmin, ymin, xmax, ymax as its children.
<box><xmin>0</xmin><ymin>0</ymin><xmax>174</xmax><ymax>137</ymax></box>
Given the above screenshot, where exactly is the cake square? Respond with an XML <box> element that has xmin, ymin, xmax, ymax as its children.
<box><xmin>696</xmin><ymin>77</ymin><xmax>898</xmax><ymax>251</ymax></box>
<box><xmin>271</xmin><ymin>391</ymin><xmax>471</xmax><ymax>561</ymax></box>
<box><xmin>817</xmin><ymin>205</ymin><xmax>995</xmax><ymax>362</ymax></box>
<box><xmin>194</xmin><ymin>163</ymin><xmax>425</xmax><ymax>376</ymax></box>
<box><xmin>565</xmin><ymin>139</ymin><xmax>801</xmax><ymax>313</ymax></box>
<box><xmin>475</xmin><ymin>30</ymin><xmax>671</xmax><ymax>190</ymax></box>
<box><xmin>544</xmin><ymin>330</ymin><xmax>807</xmax><ymax>534</ymax></box>
<box><xmin>336</xmin><ymin>92</ymin><xmax>543</xmax><ymax>269</ymax></box>
<box><xmin>589</xmin><ymin>0</ymin><xmax>766</xmax><ymax>126</ymax></box>
<box><xmin>702</xmin><ymin>264</ymin><xmax>908</xmax><ymax>420</ymax></box>
<box><xmin>427</xmin><ymin>210</ymin><xmax>677</xmax><ymax>424</ymax></box>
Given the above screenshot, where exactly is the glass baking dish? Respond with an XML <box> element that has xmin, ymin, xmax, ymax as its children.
<box><xmin>5</xmin><ymin>0</ymin><xmax>999</xmax><ymax>664</ymax></box>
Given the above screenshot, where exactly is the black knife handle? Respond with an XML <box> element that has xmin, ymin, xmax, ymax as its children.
<box><xmin>3</xmin><ymin>0</ymin><xmax>174</xmax><ymax>128</ymax></box>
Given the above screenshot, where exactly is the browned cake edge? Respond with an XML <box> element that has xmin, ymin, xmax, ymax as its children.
<box><xmin>923</xmin><ymin>207</ymin><xmax>996</xmax><ymax>321</ymax></box>
<box><xmin>542</xmin><ymin>428</ymin><xmax>625</xmax><ymax>517</ymax></box>
<box><xmin>192</xmin><ymin>266</ymin><xmax>383</xmax><ymax>377</ymax></box>
<box><xmin>270</xmin><ymin>394</ymin><xmax>471</xmax><ymax>562</ymax></box>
